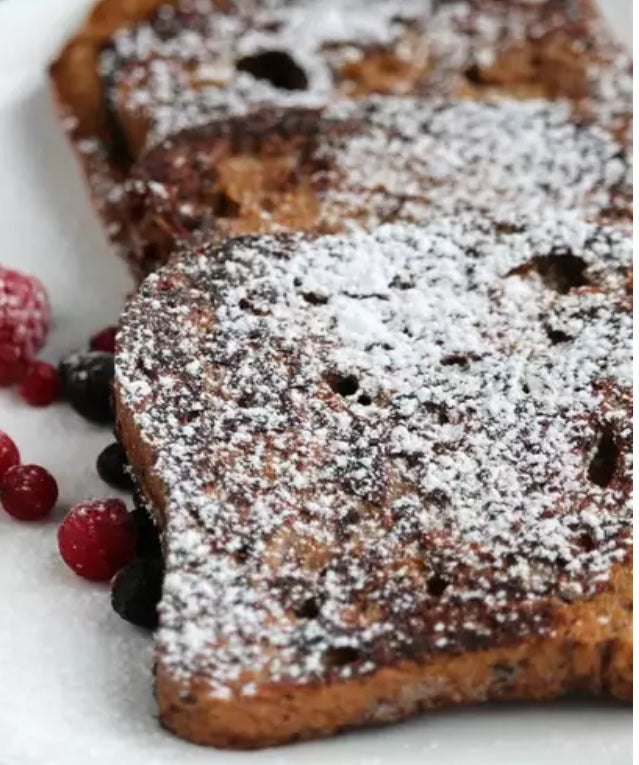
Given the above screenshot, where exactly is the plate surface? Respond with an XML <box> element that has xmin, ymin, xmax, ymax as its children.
<box><xmin>0</xmin><ymin>1</ymin><xmax>632</xmax><ymax>763</ymax></box>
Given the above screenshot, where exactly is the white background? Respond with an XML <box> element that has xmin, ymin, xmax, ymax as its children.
<box><xmin>0</xmin><ymin>1</ymin><xmax>632</xmax><ymax>763</ymax></box>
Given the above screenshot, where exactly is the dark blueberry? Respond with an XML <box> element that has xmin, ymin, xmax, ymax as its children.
<box><xmin>97</xmin><ymin>442</ymin><xmax>134</xmax><ymax>491</ymax></box>
<box><xmin>111</xmin><ymin>558</ymin><xmax>163</xmax><ymax>629</ymax></box>
<box><xmin>130</xmin><ymin>505</ymin><xmax>162</xmax><ymax>559</ymax></box>
<box><xmin>59</xmin><ymin>351</ymin><xmax>114</xmax><ymax>424</ymax></box>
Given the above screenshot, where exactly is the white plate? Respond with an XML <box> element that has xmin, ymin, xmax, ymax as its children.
<box><xmin>0</xmin><ymin>1</ymin><xmax>632</xmax><ymax>763</ymax></box>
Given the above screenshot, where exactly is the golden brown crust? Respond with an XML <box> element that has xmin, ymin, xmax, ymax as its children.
<box><xmin>116</xmin><ymin>372</ymin><xmax>632</xmax><ymax>750</ymax></box>
<box><xmin>49</xmin><ymin>0</ymin><xmax>177</xmax><ymax>140</ymax></box>
<box><xmin>48</xmin><ymin>0</ymin><xmax>181</xmax><ymax>263</ymax></box>
<box><xmin>114</xmin><ymin>219</ymin><xmax>633</xmax><ymax>749</ymax></box>
<box><xmin>123</xmin><ymin>98</ymin><xmax>632</xmax><ymax>280</ymax></box>
<box><xmin>49</xmin><ymin>0</ymin><xmax>632</xmax><ymax>279</ymax></box>
<box><xmin>155</xmin><ymin>567</ymin><xmax>631</xmax><ymax>749</ymax></box>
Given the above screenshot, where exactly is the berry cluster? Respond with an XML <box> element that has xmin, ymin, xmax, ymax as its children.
<box><xmin>56</xmin><ymin>440</ymin><xmax>163</xmax><ymax>628</ymax></box>
<box><xmin>1</xmin><ymin>264</ymin><xmax>161</xmax><ymax>628</ymax></box>
<box><xmin>58</xmin><ymin>489</ymin><xmax>163</xmax><ymax>628</ymax></box>
<box><xmin>0</xmin><ymin>431</ymin><xmax>58</xmax><ymax>521</ymax></box>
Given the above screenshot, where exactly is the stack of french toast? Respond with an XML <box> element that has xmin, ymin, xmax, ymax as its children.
<box><xmin>50</xmin><ymin>0</ymin><xmax>632</xmax><ymax>749</ymax></box>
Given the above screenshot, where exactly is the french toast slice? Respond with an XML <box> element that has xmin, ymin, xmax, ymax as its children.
<box><xmin>115</xmin><ymin>214</ymin><xmax>632</xmax><ymax>748</ymax></box>
<box><xmin>49</xmin><ymin>0</ymin><xmax>632</xmax><ymax>275</ymax></box>
<box><xmin>121</xmin><ymin>96</ymin><xmax>632</xmax><ymax>278</ymax></box>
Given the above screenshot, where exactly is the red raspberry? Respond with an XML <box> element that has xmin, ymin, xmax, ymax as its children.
<box><xmin>58</xmin><ymin>498</ymin><xmax>136</xmax><ymax>581</ymax></box>
<box><xmin>0</xmin><ymin>343</ymin><xmax>27</xmax><ymax>387</ymax></box>
<box><xmin>17</xmin><ymin>361</ymin><xmax>60</xmax><ymax>406</ymax></box>
<box><xmin>0</xmin><ymin>431</ymin><xmax>20</xmax><ymax>478</ymax></box>
<box><xmin>90</xmin><ymin>326</ymin><xmax>117</xmax><ymax>354</ymax></box>
<box><xmin>0</xmin><ymin>266</ymin><xmax>50</xmax><ymax>384</ymax></box>
<box><xmin>0</xmin><ymin>464</ymin><xmax>58</xmax><ymax>521</ymax></box>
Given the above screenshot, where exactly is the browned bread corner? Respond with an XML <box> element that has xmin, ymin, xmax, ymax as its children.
<box><xmin>49</xmin><ymin>0</ymin><xmax>632</xmax><ymax>278</ymax></box>
<box><xmin>115</xmin><ymin>214</ymin><xmax>632</xmax><ymax>748</ymax></box>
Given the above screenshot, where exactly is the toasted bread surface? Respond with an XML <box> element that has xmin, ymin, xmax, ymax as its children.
<box><xmin>122</xmin><ymin>97</ymin><xmax>632</xmax><ymax>277</ymax></box>
<box><xmin>115</xmin><ymin>215</ymin><xmax>632</xmax><ymax>748</ymax></box>
<box><xmin>49</xmin><ymin>0</ymin><xmax>632</xmax><ymax>277</ymax></box>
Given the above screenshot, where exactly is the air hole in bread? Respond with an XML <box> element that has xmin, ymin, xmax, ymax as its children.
<box><xmin>302</xmin><ymin>291</ymin><xmax>329</xmax><ymax>305</ymax></box>
<box><xmin>234</xmin><ymin>544</ymin><xmax>251</xmax><ymax>563</ymax></box>
<box><xmin>507</xmin><ymin>252</ymin><xmax>590</xmax><ymax>294</ymax></box>
<box><xmin>463</xmin><ymin>64</ymin><xmax>485</xmax><ymax>85</ymax></box>
<box><xmin>546</xmin><ymin>327</ymin><xmax>573</xmax><ymax>344</ymax></box>
<box><xmin>441</xmin><ymin>354</ymin><xmax>470</xmax><ymax>368</ymax></box>
<box><xmin>587</xmin><ymin>427</ymin><xmax>618</xmax><ymax>487</ymax></box>
<box><xmin>236</xmin><ymin>51</ymin><xmax>309</xmax><ymax>91</ymax></box>
<box><xmin>577</xmin><ymin>532</ymin><xmax>595</xmax><ymax>553</ymax></box>
<box><xmin>237</xmin><ymin>392</ymin><xmax>255</xmax><ymax>408</ymax></box>
<box><xmin>324</xmin><ymin>646</ymin><xmax>360</xmax><ymax>668</ymax></box>
<box><xmin>342</xmin><ymin>508</ymin><xmax>360</xmax><ymax>525</ymax></box>
<box><xmin>357</xmin><ymin>393</ymin><xmax>372</xmax><ymax>406</ymax></box>
<box><xmin>424</xmin><ymin>401</ymin><xmax>450</xmax><ymax>425</ymax></box>
<box><xmin>211</xmin><ymin>190</ymin><xmax>240</xmax><ymax>218</ymax></box>
<box><xmin>294</xmin><ymin>597</ymin><xmax>320</xmax><ymax>620</ymax></box>
<box><xmin>326</xmin><ymin>373</ymin><xmax>359</xmax><ymax>397</ymax></box>
<box><xmin>427</xmin><ymin>574</ymin><xmax>449</xmax><ymax>598</ymax></box>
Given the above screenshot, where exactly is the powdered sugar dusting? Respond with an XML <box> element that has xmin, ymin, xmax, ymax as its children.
<box><xmin>124</xmin><ymin>95</ymin><xmax>631</xmax><ymax>279</ymax></box>
<box><xmin>116</xmin><ymin>215</ymin><xmax>632</xmax><ymax>696</ymax></box>
<box><xmin>99</xmin><ymin>0</ymin><xmax>632</xmax><ymax>152</ymax></box>
<box><xmin>317</xmin><ymin>96</ymin><xmax>631</xmax><ymax>225</ymax></box>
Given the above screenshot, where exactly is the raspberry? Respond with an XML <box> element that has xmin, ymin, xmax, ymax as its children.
<box><xmin>0</xmin><ymin>266</ymin><xmax>50</xmax><ymax>383</ymax></box>
<box><xmin>0</xmin><ymin>464</ymin><xmax>58</xmax><ymax>521</ymax></box>
<box><xmin>17</xmin><ymin>361</ymin><xmax>60</xmax><ymax>406</ymax></box>
<box><xmin>58</xmin><ymin>498</ymin><xmax>136</xmax><ymax>581</ymax></box>
<box><xmin>90</xmin><ymin>326</ymin><xmax>117</xmax><ymax>354</ymax></box>
<box><xmin>0</xmin><ymin>343</ymin><xmax>27</xmax><ymax>387</ymax></box>
<box><xmin>0</xmin><ymin>431</ymin><xmax>20</xmax><ymax>478</ymax></box>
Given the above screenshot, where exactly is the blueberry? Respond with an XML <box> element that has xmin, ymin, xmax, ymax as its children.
<box><xmin>111</xmin><ymin>558</ymin><xmax>163</xmax><ymax>629</ymax></box>
<box><xmin>130</xmin><ymin>505</ymin><xmax>162</xmax><ymax>559</ymax></box>
<box><xmin>97</xmin><ymin>442</ymin><xmax>134</xmax><ymax>491</ymax></box>
<box><xmin>59</xmin><ymin>351</ymin><xmax>114</xmax><ymax>424</ymax></box>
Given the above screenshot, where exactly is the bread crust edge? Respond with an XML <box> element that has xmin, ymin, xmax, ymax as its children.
<box><xmin>114</xmin><ymin>375</ymin><xmax>632</xmax><ymax>750</ymax></box>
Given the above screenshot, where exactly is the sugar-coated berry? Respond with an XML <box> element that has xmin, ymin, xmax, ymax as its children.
<box><xmin>0</xmin><ymin>464</ymin><xmax>58</xmax><ymax>521</ymax></box>
<box><xmin>96</xmin><ymin>442</ymin><xmax>134</xmax><ymax>491</ymax></box>
<box><xmin>17</xmin><ymin>361</ymin><xmax>60</xmax><ymax>406</ymax></box>
<box><xmin>0</xmin><ymin>431</ymin><xmax>20</xmax><ymax>479</ymax></box>
<box><xmin>0</xmin><ymin>266</ymin><xmax>50</xmax><ymax>380</ymax></box>
<box><xmin>58</xmin><ymin>498</ymin><xmax>136</xmax><ymax>581</ymax></box>
<box><xmin>90</xmin><ymin>326</ymin><xmax>117</xmax><ymax>354</ymax></box>
<box><xmin>59</xmin><ymin>351</ymin><xmax>114</xmax><ymax>424</ymax></box>
<box><xmin>130</xmin><ymin>505</ymin><xmax>162</xmax><ymax>559</ymax></box>
<box><xmin>111</xmin><ymin>558</ymin><xmax>163</xmax><ymax>629</ymax></box>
